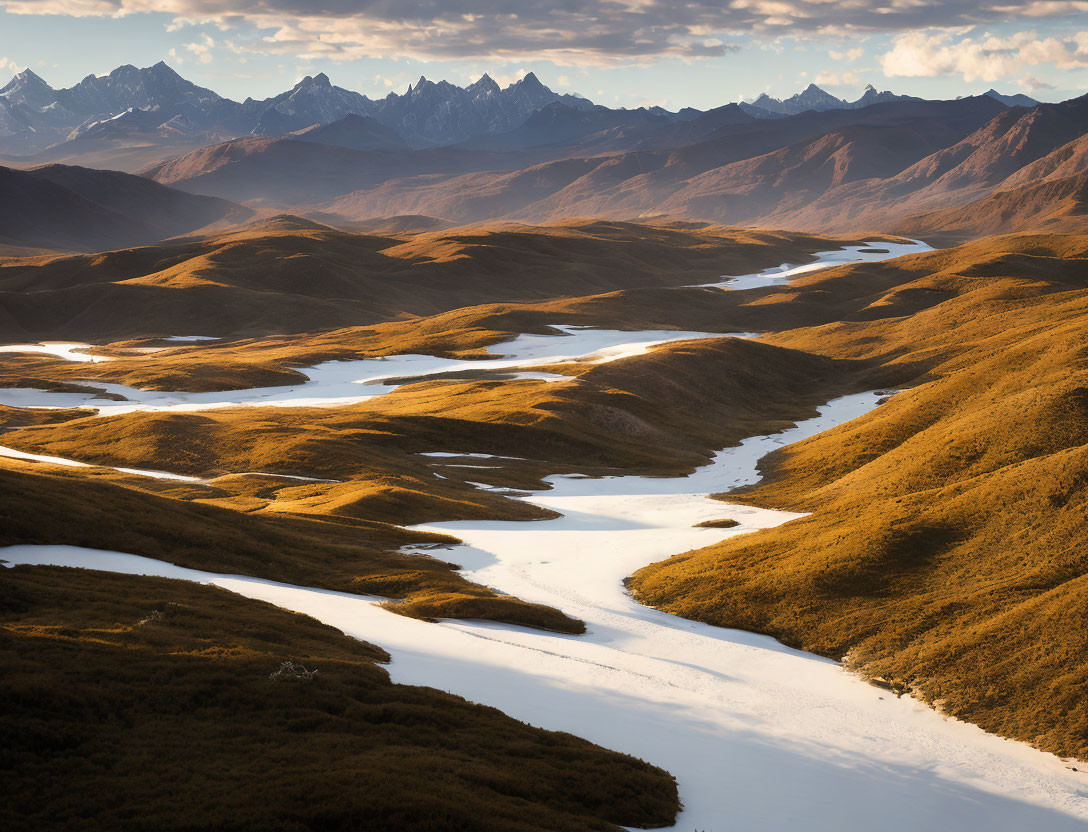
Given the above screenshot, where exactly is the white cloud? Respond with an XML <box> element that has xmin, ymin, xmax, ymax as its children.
<box><xmin>0</xmin><ymin>56</ymin><xmax>18</xmax><ymax>74</ymax></box>
<box><xmin>829</xmin><ymin>47</ymin><xmax>864</xmax><ymax>61</ymax></box>
<box><xmin>815</xmin><ymin>69</ymin><xmax>861</xmax><ymax>85</ymax></box>
<box><xmin>1019</xmin><ymin>73</ymin><xmax>1056</xmax><ymax>89</ymax></box>
<box><xmin>881</xmin><ymin>29</ymin><xmax>1088</xmax><ymax>81</ymax></box>
<box><xmin>2</xmin><ymin>0</ymin><xmax>1087</xmax><ymax>65</ymax></box>
<box><xmin>184</xmin><ymin>33</ymin><xmax>215</xmax><ymax>64</ymax></box>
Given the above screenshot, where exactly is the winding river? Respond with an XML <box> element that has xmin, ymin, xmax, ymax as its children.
<box><xmin>3</xmin><ymin>238</ymin><xmax>1087</xmax><ymax>830</ymax></box>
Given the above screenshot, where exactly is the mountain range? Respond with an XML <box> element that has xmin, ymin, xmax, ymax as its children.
<box><xmin>0</xmin><ymin>59</ymin><xmax>1079</xmax><ymax>252</ymax></box>
<box><xmin>742</xmin><ymin>83</ymin><xmax>921</xmax><ymax>116</ymax></box>
<box><xmin>144</xmin><ymin>91</ymin><xmax>1081</xmax><ymax>236</ymax></box>
<box><xmin>0</xmin><ymin>61</ymin><xmax>1038</xmax><ymax>165</ymax></box>
<box><xmin>0</xmin><ymin>63</ymin><xmax>596</xmax><ymax>160</ymax></box>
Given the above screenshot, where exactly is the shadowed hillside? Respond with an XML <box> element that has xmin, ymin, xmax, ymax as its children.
<box><xmin>897</xmin><ymin>171</ymin><xmax>1087</xmax><ymax>242</ymax></box>
<box><xmin>0</xmin><ymin>163</ymin><xmax>250</xmax><ymax>252</ymax></box>
<box><xmin>0</xmin><ymin>565</ymin><xmax>679</xmax><ymax>831</ymax></box>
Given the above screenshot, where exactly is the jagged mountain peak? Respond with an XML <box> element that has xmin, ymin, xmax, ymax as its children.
<box><xmin>148</xmin><ymin>60</ymin><xmax>181</xmax><ymax>76</ymax></box>
<box><xmin>511</xmin><ymin>71</ymin><xmax>544</xmax><ymax>90</ymax></box>
<box><xmin>293</xmin><ymin>72</ymin><xmax>333</xmax><ymax>90</ymax></box>
<box><xmin>984</xmin><ymin>89</ymin><xmax>1040</xmax><ymax>107</ymax></box>
<box><xmin>0</xmin><ymin>60</ymin><xmax>609</xmax><ymax>155</ymax></box>
<box><xmin>468</xmin><ymin>73</ymin><xmax>500</xmax><ymax>95</ymax></box>
<box><xmin>6</xmin><ymin>67</ymin><xmax>46</xmax><ymax>85</ymax></box>
<box><xmin>1</xmin><ymin>67</ymin><xmax>55</xmax><ymax>100</ymax></box>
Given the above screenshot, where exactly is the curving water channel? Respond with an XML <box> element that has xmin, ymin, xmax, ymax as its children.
<box><xmin>3</xmin><ymin>238</ymin><xmax>1086</xmax><ymax>830</ymax></box>
<box><xmin>0</xmin><ymin>325</ymin><xmax>756</xmax><ymax>415</ymax></box>
<box><xmin>0</xmin><ymin>239</ymin><xmax>931</xmax><ymax>417</ymax></box>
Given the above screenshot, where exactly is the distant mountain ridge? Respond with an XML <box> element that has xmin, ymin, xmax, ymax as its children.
<box><xmin>0</xmin><ymin>63</ymin><xmax>597</xmax><ymax>157</ymax></box>
<box><xmin>274</xmin><ymin>93</ymin><xmax>1082</xmax><ymax>239</ymax></box>
<box><xmin>0</xmin><ymin>61</ymin><xmax>1038</xmax><ymax>162</ymax></box>
<box><xmin>741</xmin><ymin>83</ymin><xmax>925</xmax><ymax>117</ymax></box>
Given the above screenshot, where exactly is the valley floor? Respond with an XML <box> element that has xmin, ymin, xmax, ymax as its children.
<box><xmin>2</xmin><ymin>240</ymin><xmax>1085</xmax><ymax>830</ymax></box>
<box><xmin>5</xmin><ymin>391</ymin><xmax>1086</xmax><ymax>830</ymax></box>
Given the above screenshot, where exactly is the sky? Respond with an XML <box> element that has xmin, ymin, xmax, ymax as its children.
<box><xmin>0</xmin><ymin>1</ymin><xmax>1085</xmax><ymax>109</ymax></box>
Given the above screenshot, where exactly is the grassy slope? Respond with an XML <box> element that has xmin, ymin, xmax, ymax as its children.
<box><xmin>895</xmin><ymin>170</ymin><xmax>1088</xmax><ymax>244</ymax></box>
<box><xmin>0</xmin><ymin>463</ymin><xmax>582</xmax><ymax>633</ymax></box>
<box><xmin>629</xmin><ymin>233</ymin><xmax>1088</xmax><ymax>758</ymax></box>
<box><xmin>0</xmin><ymin>338</ymin><xmax>868</xmax><ymax>628</ymax></box>
<box><xmin>0</xmin><ymin>565</ymin><xmax>678</xmax><ymax>831</ymax></box>
<box><xmin>4</xmin><ymin>226</ymin><xmax>1085</xmax><ymax>763</ymax></box>
<box><xmin>0</xmin><ymin>218</ymin><xmax>845</xmax><ymax>341</ymax></box>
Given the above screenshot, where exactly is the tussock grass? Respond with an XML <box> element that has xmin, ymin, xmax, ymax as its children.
<box><xmin>0</xmin><ymin>565</ymin><xmax>679</xmax><ymax>831</ymax></box>
<box><xmin>694</xmin><ymin>518</ymin><xmax>739</xmax><ymax>529</ymax></box>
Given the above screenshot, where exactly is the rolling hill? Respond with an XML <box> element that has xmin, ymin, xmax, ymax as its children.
<box><xmin>0</xmin><ymin>564</ymin><xmax>678</xmax><ymax>831</ymax></box>
<box><xmin>0</xmin><ymin>163</ymin><xmax>250</xmax><ymax>251</ymax></box>
<box><xmin>627</xmin><ymin>233</ymin><xmax>1088</xmax><ymax>759</ymax></box>
<box><xmin>0</xmin><ymin>218</ymin><xmax>840</xmax><ymax>341</ymax></box>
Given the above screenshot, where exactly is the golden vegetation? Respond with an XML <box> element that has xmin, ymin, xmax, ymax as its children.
<box><xmin>630</xmin><ymin>233</ymin><xmax>1088</xmax><ymax>758</ymax></box>
<box><xmin>5</xmin><ymin>220</ymin><xmax>1086</xmax><ymax>764</ymax></box>
<box><xmin>0</xmin><ymin>461</ymin><xmax>583</xmax><ymax>634</ymax></box>
<box><xmin>694</xmin><ymin>518</ymin><xmax>739</xmax><ymax>529</ymax></box>
<box><xmin>0</xmin><ymin>217</ymin><xmax>845</xmax><ymax>342</ymax></box>
<box><xmin>0</xmin><ymin>565</ymin><xmax>679</xmax><ymax>831</ymax></box>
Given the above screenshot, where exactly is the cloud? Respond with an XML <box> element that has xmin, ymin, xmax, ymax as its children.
<box><xmin>881</xmin><ymin>28</ymin><xmax>1088</xmax><ymax>80</ymax></box>
<box><xmin>3</xmin><ymin>0</ymin><xmax>1088</xmax><ymax>65</ymax></box>
<box><xmin>815</xmin><ymin>69</ymin><xmax>861</xmax><ymax>85</ymax></box>
<box><xmin>486</xmin><ymin>67</ymin><xmax>530</xmax><ymax>86</ymax></box>
<box><xmin>184</xmin><ymin>32</ymin><xmax>215</xmax><ymax>64</ymax></box>
<box><xmin>1019</xmin><ymin>73</ymin><xmax>1056</xmax><ymax>89</ymax></box>
<box><xmin>829</xmin><ymin>47</ymin><xmax>864</xmax><ymax>61</ymax></box>
<box><xmin>168</xmin><ymin>32</ymin><xmax>215</xmax><ymax>64</ymax></box>
<box><xmin>0</xmin><ymin>56</ymin><xmax>18</xmax><ymax>74</ymax></box>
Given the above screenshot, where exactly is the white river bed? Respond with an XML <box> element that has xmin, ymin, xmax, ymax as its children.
<box><xmin>0</xmin><ymin>341</ymin><xmax>109</xmax><ymax>363</ymax></box>
<box><xmin>0</xmin><ymin>443</ymin><xmax>205</xmax><ymax>483</ymax></box>
<box><xmin>2</xmin><ymin>391</ymin><xmax>1085</xmax><ymax>831</ymax></box>
<box><xmin>690</xmin><ymin>239</ymin><xmax>932</xmax><ymax>290</ymax></box>
<box><xmin>0</xmin><ymin>325</ymin><xmax>753</xmax><ymax>416</ymax></box>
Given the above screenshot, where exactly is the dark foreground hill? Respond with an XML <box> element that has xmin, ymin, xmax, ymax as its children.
<box><xmin>0</xmin><ymin>565</ymin><xmax>678</xmax><ymax>831</ymax></box>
